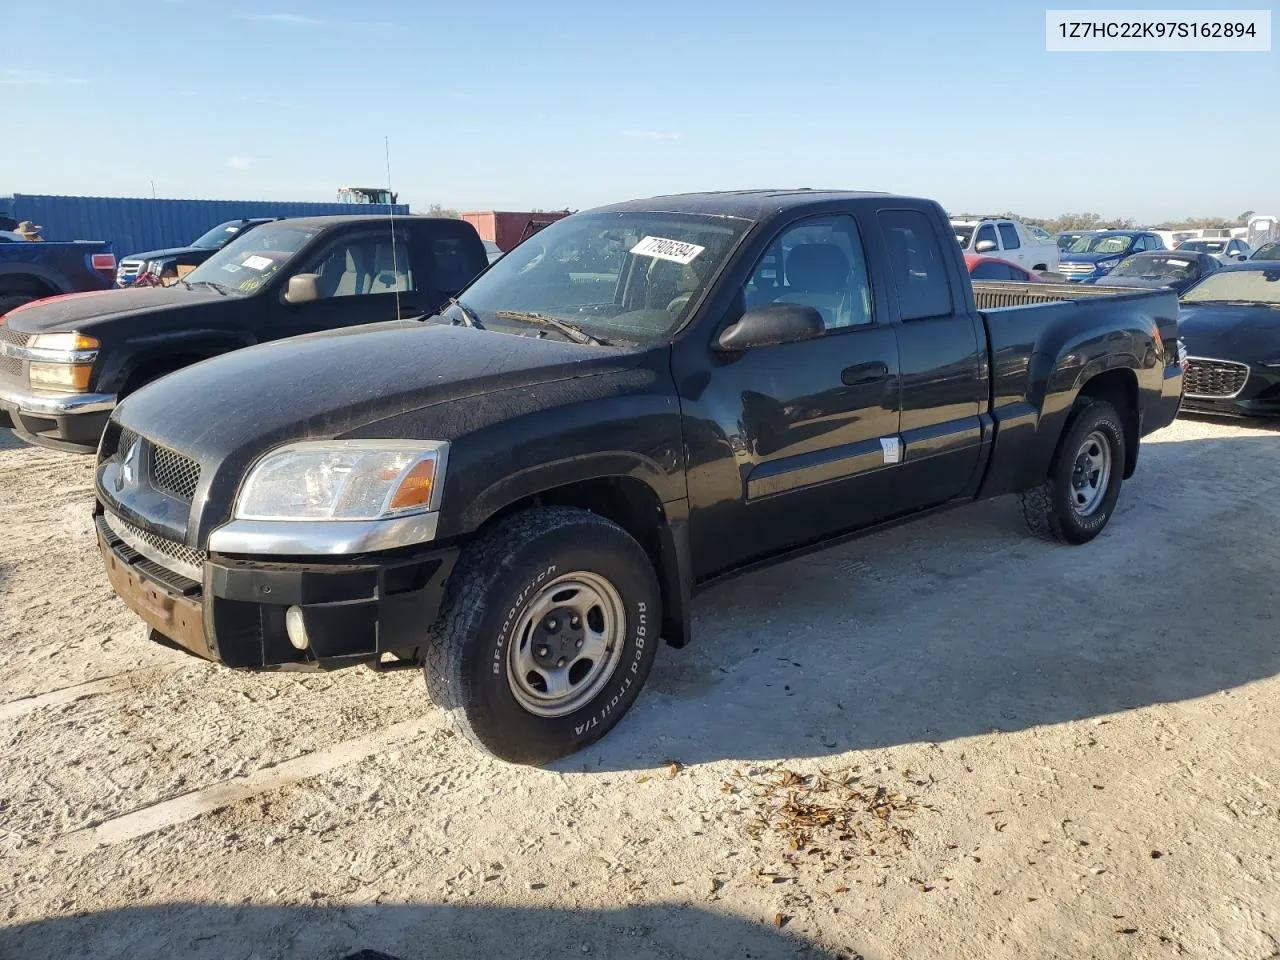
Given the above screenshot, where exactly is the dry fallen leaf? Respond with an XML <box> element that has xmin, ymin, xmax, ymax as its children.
<box><xmin>773</xmin><ymin>912</ymin><xmax>788</xmax><ymax>928</ymax></box>
<box><xmin>1116</xmin><ymin>928</ymin><xmax>1138</xmax><ymax>935</ymax></box>
<box><xmin>666</xmin><ymin>762</ymin><xmax>683</xmax><ymax>779</ymax></box>
<box><xmin>835</xmin><ymin>886</ymin><xmax>850</xmax><ymax>893</ymax></box>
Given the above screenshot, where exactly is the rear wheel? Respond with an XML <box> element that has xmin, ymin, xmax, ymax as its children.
<box><xmin>1021</xmin><ymin>398</ymin><xmax>1126</xmax><ymax>544</ymax></box>
<box><xmin>424</xmin><ymin>507</ymin><xmax>661</xmax><ymax>765</ymax></box>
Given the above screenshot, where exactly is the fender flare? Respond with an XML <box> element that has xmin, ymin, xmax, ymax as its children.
<box><xmin>104</xmin><ymin>331</ymin><xmax>256</xmax><ymax>394</ymax></box>
<box><xmin>457</xmin><ymin>453</ymin><xmax>693</xmax><ymax>648</ymax></box>
<box><xmin>0</xmin><ymin>262</ymin><xmax>70</xmax><ymax>294</ymax></box>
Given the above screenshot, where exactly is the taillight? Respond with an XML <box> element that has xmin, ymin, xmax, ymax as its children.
<box><xmin>91</xmin><ymin>253</ymin><xmax>117</xmax><ymax>275</ymax></box>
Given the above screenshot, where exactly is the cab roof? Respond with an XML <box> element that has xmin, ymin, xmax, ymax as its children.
<box><xmin>592</xmin><ymin>189</ymin><xmax>903</xmax><ymax>221</ymax></box>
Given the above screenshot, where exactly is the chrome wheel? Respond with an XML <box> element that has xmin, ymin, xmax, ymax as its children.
<box><xmin>506</xmin><ymin>571</ymin><xmax>627</xmax><ymax>718</ymax></box>
<box><xmin>1071</xmin><ymin>430</ymin><xmax>1112</xmax><ymax>516</ymax></box>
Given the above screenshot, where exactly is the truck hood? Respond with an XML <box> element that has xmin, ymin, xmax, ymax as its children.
<box><xmin>1178</xmin><ymin>303</ymin><xmax>1280</xmax><ymax>361</ymax></box>
<box><xmin>113</xmin><ymin>321</ymin><xmax>638</xmax><ymax>463</ymax></box>
<box><xmin>120</xmin><ymin>245</ymin><xmax>207</xmax><ymax>262</ymax></box>
<box><xmin>3</xmin><ymin>286</ymin><xmax>223</xmax><ymax>334</ymax></box>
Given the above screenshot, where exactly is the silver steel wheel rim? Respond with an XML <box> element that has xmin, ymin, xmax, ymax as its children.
<box><xmin>506</xmin><ymin>571</ymin><xmax>627</xmax><ymax>718</ymax></box>
<box><xmin>1071</xmin><ymin>429</ymin><xmax>1112</xmax><ymax>516</ymax></box>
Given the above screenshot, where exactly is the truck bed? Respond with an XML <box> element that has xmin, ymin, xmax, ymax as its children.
<box><xmin>971</xmin><ymin>280</ymin><xmax>1162</xmax><ymax>309</ymax></box>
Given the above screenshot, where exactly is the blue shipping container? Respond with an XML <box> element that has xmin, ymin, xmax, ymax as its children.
<box><xmin>0</xmin><ymin>194</ymin><xmax>412</xmax><ymax>259</ymax></box>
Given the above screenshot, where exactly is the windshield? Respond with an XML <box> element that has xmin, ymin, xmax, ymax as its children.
<box><xmin>1179</xmin><ymin>239</ymin><xmax>1228</xmax><ymax>254</ymax></box>
<box><xmin>184</xmin><ymin>223</ymin><xmax>317</xmax><ymax>293</ymax></box>
<box><xmin>452</xmin><ymin>211</ymin><xmax>751</xmax><ymax>345</ymax></box>
<box><xmin>952</xmin><ymin>225</ymin><xmax>975</xmax><ymax>246</ymax></box>
<box><xmin>191</xmin><ymin>221</ymin><xmax>251</xmax><ymax>250</ymax></box>
<box><xmin>1057</xmin><ymin>232</ymin><xmax>1089</xmax><ymax>250</ymax></box>
<box><xmin>1111</xmin><ymin>254</ymin><xmax>1198</xmax><ymax>280</ymax></box>
<box><xmin>1068</xmin><ymin>234</ymin><xmax>1134</xmax><ymax>255</ymax></box>
<box><xmin>1182</xmin><ymin>268</ymin><xmax>1280</xmax><ymax>305</ymax></box>
<box><xmin>1253</xmin><ymin>241</ymin><xmax>1280</xmax><ymax>260</ymax></box>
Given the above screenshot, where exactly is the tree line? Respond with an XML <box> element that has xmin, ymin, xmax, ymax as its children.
<box><xmin>954</xmin><ymin>210</ymin><xmax>1258</xmax><ymax>232</ymax></box>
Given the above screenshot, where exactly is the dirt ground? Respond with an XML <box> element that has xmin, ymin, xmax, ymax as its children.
<box><xmin>1</xmin><ymin>416</ymin><xmax>1278</xmax><ymax>960</ymax></box>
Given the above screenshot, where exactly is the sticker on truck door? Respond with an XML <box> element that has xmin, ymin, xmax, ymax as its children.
<box><xmin>880</xmin><ymin>436</ymin><xmax>902</xmax><ymax>464</ymax></box>
<box><xmin>630</xmin><ymin>236</ymin><xmax>706</xmax><ymax>265</ymax></box>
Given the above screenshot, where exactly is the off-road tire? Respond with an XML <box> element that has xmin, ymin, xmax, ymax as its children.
<box><xmin>424</xmin><ymin>506</ymin><xmax>662</xmax><ymax>765</ymax></box>
<box><xmin>1021</xmin><ymin>397</ymin><xmax>1126</xmax><ymax>545</ymax></box>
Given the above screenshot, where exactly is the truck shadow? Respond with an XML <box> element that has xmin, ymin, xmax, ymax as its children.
<box><xmin>0</xmin><ymin>901</ymin><xmax>842</xmax><ymax>960</ymax></box>
<box><xmin>0</xmin><ymin>427</ymin><xmax>26</xmax><ymax>452</ymax></box>
<box><xmin>575</xmin><ymin>429</ymin><xmax>1280</xmax><ymax>770</ymax></box>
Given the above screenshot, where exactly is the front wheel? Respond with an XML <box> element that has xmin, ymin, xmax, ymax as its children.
<box><xmin>1020</xmin><ymin>398</ymin><xmax>1126</xmax><ymax>544</ymax></box>
<box><xmin>424</xmin><ymin>507</ymin><xmax>661</xmax><ymax>764</ymax></box>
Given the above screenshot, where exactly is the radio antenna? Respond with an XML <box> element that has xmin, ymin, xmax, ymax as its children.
<box><xmin>385</xmin><ymin>135</ymin><xmax>401</xmax><ymax>322</ymax></box>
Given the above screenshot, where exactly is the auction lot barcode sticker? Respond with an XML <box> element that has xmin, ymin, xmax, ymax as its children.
<box><xmin>630</xmin><ymin>236</ymin><xmax>705</xmax><ymax>265</ymax></box>
<box><xmin>1047</xmin><ymin>9</ymin><xmax>1271</xmax><ymax>50</ymax></box>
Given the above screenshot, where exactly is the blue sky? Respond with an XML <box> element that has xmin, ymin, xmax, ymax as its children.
<box><xmin>2</xmin><ymin>0</ymin><xmax>1275</xmax><ymax>221</ymax></box>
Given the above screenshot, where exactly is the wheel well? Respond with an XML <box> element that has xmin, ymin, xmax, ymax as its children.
<box><xmin>1032</xmin><ymin>263</ymin><xmax>1048</xmax><ymax>272</ymax></box>
<box><xmin>480</xmin><ymin>476</ymin><xmax>685</xmax><ymax>647</ymax></box>
<box><xmin>120</xmin><ymin>352</ymin><xmax>216</xmax><ymax>397</ymax></box>
<box><xmin>1077</xmin><ymin>368</ymin><xmax>1139</xmax><ymax>478</ymax></box>
<box><xmin>0</xmin><ymin>274</ymin><xmax>58</xmax><ymax>298</ymax></box>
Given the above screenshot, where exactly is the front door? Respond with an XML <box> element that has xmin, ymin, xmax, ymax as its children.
<box><xmin>683</xmin><ymin>213</ymin><xmax>903</xmax><ymax>577</ymax></box>
<box><xmin>276</xmin><ymin>228</ymin><xmax>421</xmax><ymax>340</ymax></box>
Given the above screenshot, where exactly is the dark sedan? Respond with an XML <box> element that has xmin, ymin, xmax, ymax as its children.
<box><xmin>1178</xmin><ymin>261</ymin><xmax>1280</xmax><ymax>417</ymax></box>
<box><xmin>1251</xmin><ymin>240</ymin><xmax>1280</xmax><ymax>261</ymax></box>
<box><xmin>1090</xmin><ymin>250</ymin><xmax>1220</xmax><ymax>295</ymax></box>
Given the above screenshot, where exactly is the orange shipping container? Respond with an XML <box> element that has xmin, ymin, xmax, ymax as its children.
<box><xmin>461</xmin><ymin>210</ymin><xmax>570</xmax><ymax>252</ymax></box>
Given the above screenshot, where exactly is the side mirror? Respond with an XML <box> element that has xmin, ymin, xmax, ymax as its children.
<box><xmin>285</xmin><ymin>273</ymin><xmax>320</xmax><ymax>304</ymax></box>
<box><xmin>1236</xmin><ymin>254</ymin><xmax>1249</xmax><ymax>261</ymax></box>
<box><xmin>975</xmin><ymin>239</ymin><xmax>998</xmax><ymax>254</ymax></box>
<box><xmin>716</xmin><ymin>303</ymin><xmax>824</xmax><ymax>351</ymax></box>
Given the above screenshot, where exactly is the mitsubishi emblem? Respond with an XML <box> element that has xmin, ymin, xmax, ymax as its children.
<box><xmin>116</xmin><ymin>438</ymin><xmax>141</xmax><ymax>491</ymax></box>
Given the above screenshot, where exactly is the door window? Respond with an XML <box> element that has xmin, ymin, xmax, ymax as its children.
<box><xmin>305</xmin><ymin>234</ymin><xmax>414</xmax><ymax>299</ymax></box>
<box><xmin>878</xmin><ymin>210</ymin><xmax>954</xmax><ymax>321</ymax></box>
<box><xmin>997</xmin><ymin>223</ymin><xmax>1021</xmax><ymax>250</ymax></box>
<box><xmin>970</xmin><ymin>261</ymin><xmax>1013</xmax><ymax>281</ymax></box>
<box><xmin>742</xmin><ymin>215</ymin><xmax>873</xmax><ymax>329</ymax></box>
<box><xmin>975</xmin><ymin>224</ymin><xmax>998</xmax><ymax>249</ymax></box>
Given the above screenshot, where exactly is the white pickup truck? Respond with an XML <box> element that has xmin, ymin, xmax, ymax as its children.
<box><xmin>951</xmin><ymin>217</ymin><xmax>1059</xmax><ymax>273</ymax></box>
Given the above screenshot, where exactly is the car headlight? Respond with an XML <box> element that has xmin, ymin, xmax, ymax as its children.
<box><xmin>1097</xmin><ymin>259</ymin><xmax>1121</xmax><ymax>272</ymax></box>
<box><xmin>29</xmin><ymin>332</ymin><xmax>99</xmax><ymax>353</ymax></box>
<box><xmin>26</xmin><ymin>332</ymin><xmax>99</xmax><ymax>392</ymax></box>
<box><xmin>234</xmin><ymin>440</ymin><xmax>449</xmax><ymax>521</ymax></box>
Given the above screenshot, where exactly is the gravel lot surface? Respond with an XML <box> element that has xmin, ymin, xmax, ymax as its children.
<box><xmin>1</xmin><ymin>417</ymin><xmax>1278</xmax><ymax>960</ymax></box>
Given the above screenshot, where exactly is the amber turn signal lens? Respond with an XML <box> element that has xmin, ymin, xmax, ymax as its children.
<box><xmin>388</xmin><ymin>458</ymin><xmax>437</xmax><ymax>511</ymax></box>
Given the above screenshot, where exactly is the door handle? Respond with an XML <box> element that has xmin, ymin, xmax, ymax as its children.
<box><xmin>841</xmin><ymin>361</ymin><xmax>889</xmax><ymax>386</ymax></box>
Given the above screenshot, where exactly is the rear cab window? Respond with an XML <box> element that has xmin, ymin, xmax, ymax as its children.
<box><xmin>878</xmin><ymin>210</ymin><xmax>955</xmax><ymax>321</ymax></box>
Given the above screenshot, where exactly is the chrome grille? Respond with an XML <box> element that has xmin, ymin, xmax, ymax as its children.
<box><xmin>152</xmin><ymin>445</ymin><xmax>200</xmax><ymax>501</ymax></box>
<box><xmin>1057</xmin><ymin>262</ymin><xmax>1095</xmax><ymax>276</ymax></box>
<box><xmin>117</xmin><ymin>260</ymin><xmax>144</xmax><ymax>284</ymax></box>
<box><xmin>1185</xmin><ymin>358</ymin><xmax>1249</xmax><ymax>399</ymax></box>
<box><xmin>101</xmin><ymin>510</ymin><xmax>205</xmax><ymax>581</ymax></box>
<box><xmin>0</xmin><ymin>325</ymin><xmax>30</xmax><ymax>347</ymax></box>
<box><xmin>0</xmin><ymin>354</ymin><xmax>21</xmax><ymax>378</ymax></box>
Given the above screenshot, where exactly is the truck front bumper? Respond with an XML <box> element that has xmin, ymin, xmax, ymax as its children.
<box><xmin>0</xmin><ymin>385</ymin><xmax>116</xmax><ymax>452</ymax></box>
<box><xmin>96</xmin><ymin>509</ymin><xmax>458</xmax><ymax>671</ymax></box>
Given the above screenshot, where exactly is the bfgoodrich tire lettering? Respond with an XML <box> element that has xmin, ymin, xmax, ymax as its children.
<box><xmin>424</xmin><ymin>506</ymin><xmax>661</xmax><ymax>765</ymax></box>
<box><xmin>1021</xmin><ymin>397</ymin><xmax>1126</xmax><ymax>545</ymax></box>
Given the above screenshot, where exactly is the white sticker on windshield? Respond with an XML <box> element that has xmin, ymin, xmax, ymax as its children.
<box><xmin>241</xmin><ymin>254</ymin><xmax>273</xmax><ymax>271</ymax></box>
<box><xmin>1167</xmin><ymin>259</ymin><xmax>1191</xmax><ymax>267</ymax></box>
<box><xmin>222</xmin><ymin>263</ymin><xmax>242</xmax><ymax>274</ymax></box>
<box><xmin>630</xmin><ymin>235</ymin><xmax>705</xmax><ymax>265</ymax></box>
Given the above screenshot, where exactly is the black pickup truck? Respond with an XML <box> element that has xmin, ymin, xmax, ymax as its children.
<box><xmin>0</xmin><ymin>215</ymin><xmax>487</xmax><ymax>451</ymax></box>
<box><xmin>92</xmin><ymin>190</ymin><xmax>1185</xmax><ymax>764</ymax></box>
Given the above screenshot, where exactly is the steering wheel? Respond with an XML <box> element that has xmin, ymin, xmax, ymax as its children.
<box><xmin>666</xmin><ymin>292</ymin><xmax>693</xmax><ymax>314</ymax></box>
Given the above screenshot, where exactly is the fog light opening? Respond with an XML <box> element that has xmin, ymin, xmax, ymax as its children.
<box><xmin>285</xmin><ymin>605</ymin><xmax>310</xmax><ymax>651</ymax></box>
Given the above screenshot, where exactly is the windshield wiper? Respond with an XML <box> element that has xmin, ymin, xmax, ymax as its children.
<box><xmin>189</xmin><ymin>280</ymin><xmax>230</xmax><ymax>296</ymax></box>
<box><xmin>494</xmin><ymin>310</ymin><xmax>607</xmax><ymax>346</ymax></box>
<box><xmin>446</xmin><ymin>298</ymin><xmax>483</xmax><ymax>329</ymax></box>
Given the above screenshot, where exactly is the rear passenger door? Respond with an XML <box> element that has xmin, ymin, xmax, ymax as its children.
<box><xmin>876</xmin><ymin>208</ymin><xmax>987</xmax><ymax>511</ymax></box>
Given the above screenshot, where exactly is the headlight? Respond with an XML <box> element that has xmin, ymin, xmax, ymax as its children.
<box><xmin>234</xmin><ymin>440</ymin><xmax>449</xmax><ymax>521</ymax></box>
<box><xmin>1097</xmin><ymin>259</ymin><xmax>1121</xmax><ymax>272</ymax></box>
<box><xmin>29</xmin><ymin>332</ymin><xmax>99</xmax><ymax>352</ymax></box>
